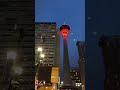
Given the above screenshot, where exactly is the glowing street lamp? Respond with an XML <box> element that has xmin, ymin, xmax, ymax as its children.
<box><xmin>40</xmin><ymin>54</ymin><xmax>45</xmax><ymax>58</ymax></box>
<box><xmin>43</xmin><ymin>80</ymin><xmax>46</xmax><ymax>85</ymax></box>
<box><xmin>37</xmin><ymin>47</ymin><xmax>42</xmax><ymax>52</ymax></box>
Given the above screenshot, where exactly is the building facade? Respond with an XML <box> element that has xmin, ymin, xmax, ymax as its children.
<box><xmin>35</xmin><ymin>22</ymin><xmax>60</xmax><ymax>67</ymax></box>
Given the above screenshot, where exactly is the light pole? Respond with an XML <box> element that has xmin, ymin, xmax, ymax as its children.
<box><xmin>35</xmin><ymin>47</ymin><xmax>42</xmax><ymax>80</ymax></box>
<box><xmin>35</xmin><ymin>47</ymin><xmax>45</xmax><ymax>89</ymax></box>
<box><xmin>36</xmin><ymin>47</ymin><xmax>43</xmax><ymax>65</ymax></box>
<box><xmin>36</xmin><ymin>47</ymin><xmax>45</xmax><ymax>65</ymax></box>
<box><xmin>37</xmin><ymin>47</ymin><xmax>42</xmax><ymax>52</ymax></box>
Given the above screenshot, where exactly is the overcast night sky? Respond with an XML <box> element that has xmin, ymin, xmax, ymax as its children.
<box><xmin>35</xmin><ymin>0</ymin><xmax>85</xmax><ymax>68</ymax></box>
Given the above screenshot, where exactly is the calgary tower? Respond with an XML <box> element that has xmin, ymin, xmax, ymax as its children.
<box><xmin>60</xmin><ymin>24</ymin><xmax>72</xmax><ymax>87</ymax></box>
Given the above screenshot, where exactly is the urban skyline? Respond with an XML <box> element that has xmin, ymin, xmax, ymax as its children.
<box><xmin>0</xmin><ymin>0</ymin><xmax>119</xmax><ymax>90</ymax></box>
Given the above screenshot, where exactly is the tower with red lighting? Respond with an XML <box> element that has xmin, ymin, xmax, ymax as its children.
<box><xmin>60</xmin><ymin>24</ymin><xmax>72</xmax><ymax>87</ymax></box>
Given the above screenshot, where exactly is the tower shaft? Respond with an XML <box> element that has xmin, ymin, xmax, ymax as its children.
<box><xmin>63</xmin><ymin>39</ymin><xmax>72</xmax><ymax>86</ymax></box>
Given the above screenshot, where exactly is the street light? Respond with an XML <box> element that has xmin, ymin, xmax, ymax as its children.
<box><xmin>35</xmin><ymin>47</ymin><xmax>45</xmax><ymax>88</ymax></box>
<box><xmin>37</xmin><ymin>47</ymin><xmax>42</xmax><ymax>52</ymax></box>
<box><xmin>40</xmin><ymin>54</ymin><xmax>45</xmax><ymax>58</ymax></box>
<box><xmin>35</xmin><ymin>47</ymin><xmax>43</xmax><ymax>65</ymax></box>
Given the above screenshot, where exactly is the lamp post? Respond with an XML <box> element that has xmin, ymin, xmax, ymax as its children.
<box><xmin>37</xmin><ymin>47</ymin><xmax>42</xmax><ymax>52</ymax></box>
<box><xmin>35</xmin><ymin>47</ymin><xmax>45</xmax><ymax>88</ymax></box>
<box><xmin>35</xmin><ymin>47</ymin><xmax>42</xmax><ymax>80</ymax></box>
<box><xmin>36</xmin><ymin>47</ymin><xmax>43</xmax><ymax>65</ymax></box>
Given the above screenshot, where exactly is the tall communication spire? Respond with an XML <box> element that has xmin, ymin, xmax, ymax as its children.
<box><xmin>63</xmin><ymin>18</ymin><xmax>66</xmax><ymax>25</ymax></box>
<box><xmin>60</xmin><ymin>24</ymin><xmax>72</xmax><ymax>87</ymax></box>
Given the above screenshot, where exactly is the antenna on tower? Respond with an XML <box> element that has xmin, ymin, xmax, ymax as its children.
<box><xmin>63</xmin><ymin>18</ymin><xmax>66</xmax><ymax>25</ymax></box>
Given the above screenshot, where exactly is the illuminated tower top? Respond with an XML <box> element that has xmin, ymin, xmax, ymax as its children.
<box><xmin>60</xmin><ymin>24</ymin><xmax>70</xmax><ymax>39</ymax></box>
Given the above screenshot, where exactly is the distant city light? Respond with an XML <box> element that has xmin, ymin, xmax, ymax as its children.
<box><xmin>75</xmin><ymin>83</ymin><xmax>82</xmax><ymax>87</ymax></box>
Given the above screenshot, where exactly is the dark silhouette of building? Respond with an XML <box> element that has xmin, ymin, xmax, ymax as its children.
<box><xmin>99</xmin><ymin>35</ymin><xmax>120</xmax><ymax>90</ymax></box>
<box><xmin>0</xmin><ymin>0</ymin><xmax>34</xmax><ymax>90</ymax></box>
<box><xmin>76</xmin><ymin>41</ymin><xmax>85</xmax><ymax>90</ymax></box>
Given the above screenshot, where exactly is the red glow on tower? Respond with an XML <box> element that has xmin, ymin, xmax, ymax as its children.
<box><xmin>60</xmin><ymin>25</ymin><xmax>70</xmax><ymax>39</ymax></box>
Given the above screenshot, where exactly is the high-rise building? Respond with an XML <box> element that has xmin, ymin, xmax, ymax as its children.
<box><xmin>35</xmin><ymin>22</ymin><xmax>60</xmax><ymax>90</ymax></box>
<box><xmin>76</xmin><ymin>41</ymin><xmax>85</xmax><ymax>90</ymax></box>
<box><xmin>99</xmin><ymin>35</ymin><xmax>120</xmax><ymax>90</ymax></box>
<box><xmin>35</xmin><ymin>22</ymin><xmax>60</xmax><ymax>67</ymax></box>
